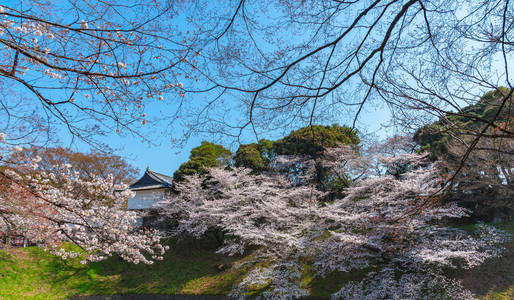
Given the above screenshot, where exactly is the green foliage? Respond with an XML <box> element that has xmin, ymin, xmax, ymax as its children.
<box><xmin>273</xmin><ymin>124</ymin><xmax>359</xmax><ymax>196</ymax></box>
<box><xmin>233</xmin><ymin>125</ymin><xmax>359</xmax><ymax>196</ymax></box>
<box><xmin>274</xmin><ymin>124</ymin><xmax>360</xmax><ymax>157</ymax></box>
<box><xmin>234</xmin><ymin>139</ymin><xmax>275</xmax><ymax>172</ymax></box>
<box><xmin>413</xmin><ymin>88</ymin><xmax>512</xmax><ymax>159</ymax></box>
<box><xmin>316</xmin><ymin>167</ymin><xmax>352</xmax><ymax>195</ymax></box>
<box><xmin>234</xmin><ymin>125</ymin><xmax>359</xmax><ymax>174</ymax></box>
<box><xmin>173</xmin><ymin>142</ymin><xmax>232</xmax><ymax>182</ymax></box>
<box><xmin>413</xmin><ymin>123</ymin><xmax>451</xmax><ymax>159</ymax></box>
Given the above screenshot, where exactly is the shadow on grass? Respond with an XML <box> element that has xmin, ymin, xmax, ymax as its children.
<box><xmin>308</xmin><ymin>268</ymin><xmax>371</xmax><ymax>297</ymax></box>
<box><xmin>68</xmin><ymin>237</ymin><xmax>244</xmax><ymax>296</ymax></box>
<box><xmin>0</xmin><ymin>237</ymin><xmax>244</xmax><ymax>298</ymax></box>
<box><xmin>449</xmin><ymin>222</ymin><xmax>514</xmax><ymax>299</ymax></box>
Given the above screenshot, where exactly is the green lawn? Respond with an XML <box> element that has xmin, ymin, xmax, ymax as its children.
<box><xmin>0</xmin><ymin>238</ymin><xmax>248</xmax><ymax>299</ymax></box>
<box><xmin>0</xmin><ymin>241</ymin><xmax>355</xmax><ymax>299</ymax></box>
<box><xmin>0</xmin><ymin>223</ymin><xmax>512</xmax><ymax>299</ymax></box>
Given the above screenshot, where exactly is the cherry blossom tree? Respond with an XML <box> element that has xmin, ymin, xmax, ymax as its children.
<box><xmin>0</xmin><ymin>136</ymin><xmax>166</xmax><ymax>264</ymax></box>
<box><xmin>1</xmin><ymin>1</ymin><xmax>512</xmax><ymax>180</ymax></box>
<box><xmin>0</xmin><ymin>1</ymin><xmax>197</xmax><ymax>258</ymax></box>
<box><xmin>157</xmin><ymin>146</ymin><xmax>508</xmax><ymax>298</ymax></box>
<box><xmin>0</xmin><ymin>1</ymin><xmax>197</xmax><ymax>147</ymax></box>
<box><xmin>148</xmin><ymin>0</ymin><xmax>513</xmax><ymax>192</ymax></box>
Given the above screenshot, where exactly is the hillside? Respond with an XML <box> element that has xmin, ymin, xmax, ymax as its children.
<box><xmin>1</xmin><ymin>223</ymin><xmax>512</xmax><ymax>299</ymax></box>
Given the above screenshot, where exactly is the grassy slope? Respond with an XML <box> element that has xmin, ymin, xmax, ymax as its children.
<box><xmin>0</xmin><ymin>224</ymin><xmax>512</xmax><ymax>300</ymax></box>
<box><xmin>0</xmin><ymin>238</ymin><xmax>246</xmax><ymax>299</ymax></box>
<box><xmin>0</xmin><ymin>237</ymin><xmax>367</xmax><ymax>299</ymax></box>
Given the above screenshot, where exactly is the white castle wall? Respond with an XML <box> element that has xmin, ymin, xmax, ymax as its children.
<box><xmin>127</xmin><ymin>188</ymin><xmax>167</xmax><ymax>210</ymax></box>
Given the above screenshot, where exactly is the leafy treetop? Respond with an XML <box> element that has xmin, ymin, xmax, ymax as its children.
<box><xmin>414</xmin><ymin>88</ymin><xmax>512</xmax><ymax>159</ymax></box>
<box><xmin>274</xmin><ymin>124</ymin><xmax>360</xmax><ymax>157</ymax></box>
<box><xmin>235</xmin><ymin>125</ymin><xmax>359</xmax><ymax>173</ymax></box>
<box><xmin>234</xmin><ymin>139</ymin><xmax>274</xmax><ymax>173</ymax></box>
<box><xmin>173</xmin><ymin>141</ymin><xmax>232</xmax><ymax>182</ymax></box>
<box><xmin>233</xmin><ymin>125</ymin><xmax>360</xmax><ymax>198</ymax></box>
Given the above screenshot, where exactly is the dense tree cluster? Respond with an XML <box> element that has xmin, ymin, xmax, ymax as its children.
<box><xmin>414</xmin><ymin>89</ymin><xmax>513</xmax><ymax>221</ymax></box>
<box><xmin>234</xmin><ymin>139</ymin><xmax>275</xmax><ymax>173</ymax></box>
<box><xmin>414</xmin><ymin>88</ymin><xmax>512</xmax><ymax>160</ymax></box>
<box><xmin>0</xmin><ymin>1</ymin><xmax>512</xmax><ymax>298</ymax></box>
<box><xmin>234</xmin><ymin>125</ymin><xmax>359</xmax><ymax>170</ymax></box>
<box><xmin>273</xmin><ymin>124</ymin><xmax>360</xmax><ymax>158</ymax></box>
<box><xmin>158</xmin><ymin>144</ymin><xmax>508</xmax><ymax>298</ymax></box>
<box><xmin>233</xmin><ymin>125</ymin><xmax>360</xmax><ymax>196</ymax></box>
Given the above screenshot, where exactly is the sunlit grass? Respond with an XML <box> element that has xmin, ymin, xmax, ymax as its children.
<box><xmin>0</xmin><ymin>238</ymin><xmax>244</xmax><ymax>299</ymax></box>
<box><xmin>0</xmin><ymin>223</ymin><xmax>512</xmax><ymax>299</ymax></box>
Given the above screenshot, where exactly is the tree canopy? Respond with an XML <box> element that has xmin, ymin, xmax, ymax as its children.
<box><xmin>274</xmin><ymin>124</ymin><xmax>360</xmax><ymax>157</ymax></box>
<box><xmin>235</xmin><ymin>124</ymin><xmax>359</xmax><ymax>171</ymax></box>
<box><xmin>173</xmin><ymin>141</ymin><xmax>232</xmax><ymax>182</ymax></box>
<box><xmin>234</xmin><ymin>139</ymin><xmax>274</xmax><ymax>173</ymax></box>
<box><xmin>159</xmin><ymin>145</ymin><xmax>507</xmax><ymax>299</ymax></box>
<box><xmin>1</xmin><ymin>0</ymin><xmax>512</xmax><ymax>191</ymax></box>
<box><xmin>233</xmin><ymin>125</ymin><xmax>360</xmax><ymax>195</ymax></box>
<box><xmin>413</xmin><ymin>89</ymin><xmax>513</xmax><ymax>221</ymax></box>
<box><xmin>0</xmin><ymin>1</ymin><xmax>198</xmax><ymax>147</ymax></box>
<box><xmin>414</xmin><ymin>88</ymin><xmax>513</xmax><ymax>160</ymax></box>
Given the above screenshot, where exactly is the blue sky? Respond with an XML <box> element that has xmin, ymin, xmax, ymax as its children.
<box><xmin>6</xmin><ymin>0</ymin><xmax>508</xmax><ymax>179</ymax></box>
<box><xmin>81</xmin><ymin>102</ymin><xmax>393</xmax><ymax>177</ymax></box>
<box><xmin>7</xmin><ymin>0</ymin><xmax>395</xmax><ymax>178</ymax></box>
<box><xmin>0</xmin><ymin>0</ymin><xmax>408</xmax><ymax>177</ymax></box>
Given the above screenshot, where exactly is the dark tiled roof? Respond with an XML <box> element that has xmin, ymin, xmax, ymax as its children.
<box><xmin>129</xmin><ymin>168</ymin><xmax>173</xmax><ymax>190</ymax></box>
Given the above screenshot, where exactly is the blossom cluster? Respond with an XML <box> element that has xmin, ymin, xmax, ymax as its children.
<box><xmin>157</xmin><ymin>146</ymin><xmax>508</xmax><ymax>298</ymax></box>
<box><xmin>0</xmin><ymin>1</ymin><xmax>197</xmax><ymax>145</ymax></box>
<box><xmin>0</xmin><ymin>138</ymin><xmax>166</xmax><ymax>263</ymax></box>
